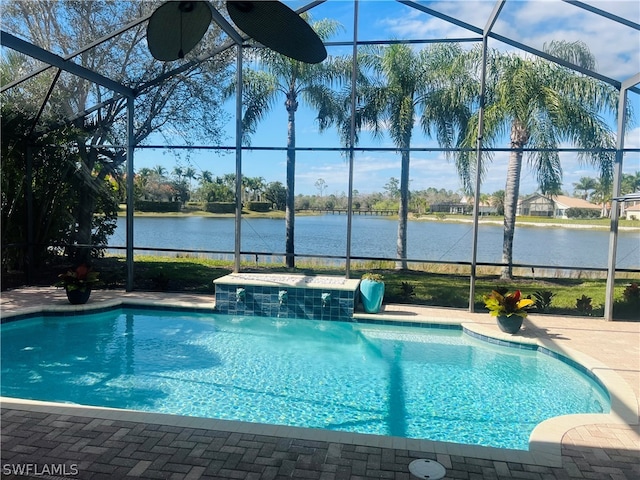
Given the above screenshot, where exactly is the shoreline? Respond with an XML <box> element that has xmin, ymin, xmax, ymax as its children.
<box><xmin>116</xmin><ymin>210</ymin><xmax>640</xmax><ymax>231</ymax></box>
<box><xmin>410</xmin><ymin>215</ymin><xmax>640</xmax><ymax>231</ymax></box>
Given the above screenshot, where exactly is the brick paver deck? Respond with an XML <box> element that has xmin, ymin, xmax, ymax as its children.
<box><xmin>1</xmin><ymin>408</ymin><xmax>638</xmax><ymax>480</ymax></box>
<box><xmin>1</xmin><ymin>288</ymin><xmax>638</xmax><ymax>479</ymax></box>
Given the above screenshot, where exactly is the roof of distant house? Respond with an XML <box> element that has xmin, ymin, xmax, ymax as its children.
<box><xmin>518</xmin><ymin>193</ymin><xmax>600</xmax><ymax>209</ymax></box>
<box><xmin>552</xmin><ymin>195</ymin><xmax>600</xmax><ymax>209</ymax></box>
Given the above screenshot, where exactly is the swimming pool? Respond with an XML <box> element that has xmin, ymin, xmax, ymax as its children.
<box><xmin>0</xmin><ymin>307</ymin><xmax>609</xmax><ymax>450</ymax></box>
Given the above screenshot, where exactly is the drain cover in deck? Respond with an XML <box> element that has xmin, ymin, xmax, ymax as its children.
<box><xmin>409</xmin><ymin>459</ymin><xmax>446</xmax><ymax>479</ymax></box>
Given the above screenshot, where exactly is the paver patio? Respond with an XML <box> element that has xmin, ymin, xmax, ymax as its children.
<box><xmin>1</xmin><ymin>288</ymin><xmax>638</xmax><ymax>479</ymax></box>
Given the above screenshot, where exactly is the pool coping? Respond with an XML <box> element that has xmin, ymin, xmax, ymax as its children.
<box><xmin>1</xmin><ymin>296</ymin><xmax>638</xmax><ymax>468</ymax></box>
<box><xmin>213</xmin><ymin>273</ymin><xmax>361</xmax><ymax>291</ymax></box>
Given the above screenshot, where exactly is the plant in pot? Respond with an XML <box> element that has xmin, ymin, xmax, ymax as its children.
<box><xmin>483</xmin><ymin>289</ymin><xmax>534</xmax><ymax>334</ymax></box>
<box><xmin>360</xmin><ymin>273</ymin><xmax>384</xmax><ymax>313</ymax></box>
<box><xmin>55</xmin><ymin>264</ymin><xmax>101</xmax><ymax>305</ymax></box>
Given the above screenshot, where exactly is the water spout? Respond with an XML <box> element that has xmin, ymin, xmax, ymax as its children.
<box><xmin>321</xmin><ymin>292</ymin><xmax>331</xmax><ymax>307</ymax></box>
<box><xmin>236</xmin><ymin>287</ymin><xmax>245</xmax><ymax>303</ymax></box>
<box><xmin>278</xmin><ymin>290</ymin><xmax>288</xmax><ymax>306</ymax></box>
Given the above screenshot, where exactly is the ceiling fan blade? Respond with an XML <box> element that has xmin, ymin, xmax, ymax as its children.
<box><xmin>226</xmin><ymin>1</ymin><xmax>327</xmax><ymax>64</ymax></box>
<box><xmin>147</xmin><ymin>1</ymin><xmax>212</xmax><ymax>61</ymax></box>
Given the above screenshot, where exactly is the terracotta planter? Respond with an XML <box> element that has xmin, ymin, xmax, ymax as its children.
<box><xmin>496</xmin><ymin>315</ymin><xmax>523</xmax><ymax>334</ymax></box>
<box><xmin>66</xmin><ymin>287</ymin><xmax>91</xmax><ymax>305</ymax></box>
<box><xmin>360</xmin><ymin>279</ymin><xmax>384</xmax><ymax>313</ymax></box>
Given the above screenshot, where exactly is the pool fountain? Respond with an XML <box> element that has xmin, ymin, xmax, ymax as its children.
<box><xmin>213</xmin><ymin>273</ymin><xmax>361</xmax><ymax>321</ymax></box>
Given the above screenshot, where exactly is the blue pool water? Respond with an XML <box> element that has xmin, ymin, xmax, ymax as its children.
<box><xmin>0</xmin><ymin>308</ymin><xmax>609</xmax><ymax>450</ymax></box>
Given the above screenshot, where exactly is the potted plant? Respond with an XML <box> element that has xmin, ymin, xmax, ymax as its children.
<box><xmin>360</xmin><ymin>273</ymin><xmax>384</xmax><ymax>313</ymax></box>
<box><xmin>483</xmin><ymin>289</ymin><xmax>534</xmax><ymax>334</ymax></box>
<box><xmin>55</xmin><ymin>264</ymin><xmax>101</xmax><ymax>305</ymax></box>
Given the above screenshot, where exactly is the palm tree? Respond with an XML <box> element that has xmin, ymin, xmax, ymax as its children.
<box><xmin>357</xmin><ymin>43</ymin><xmax>474</xmax><ymax>269</ymax></box>
<box><xmin>183</xmin><ymin>167</ymin><xmax>198</xmax><ymax>191</ymax></box>
<box><xmin>153</xmin><ymin>165</ymin><xmax>167</xmax><ymax>178</ymax></box>
<box><xmin>592</xmin><ymin>177</ymin><xmax>612</xmax><ymax>217</ymax></box>
<box><xmin>573</xmin><ymin>176</ymin><xmax>598</xmax><ymax>200</ymax></box>
<box><xmin>621</xmin><ymin>171</ymin><xmax>640</xmax><ymax>194</ymax></box>
<box><xmin>244</xmin><ymin>176</ymin><xmax>266</xmax><ymax>201</ymax></box>
<box><xmin>491</xmin><ymin>190</ymin><xmax>505</xmax><ymax>216</ymax></box>
<box><xmin>231</xmin><ymin>16</ymin><xmax>342</xmax><ymax>268</ymax></box>
<box><xmin>457</xmin><ymin>41</ymin><xmax>618</xmax><ymax>279</ymax></box>
<box><xmin>200</xmin><ymin>170</ymin><xmax>213</xmax><ymax>184</ymax></box>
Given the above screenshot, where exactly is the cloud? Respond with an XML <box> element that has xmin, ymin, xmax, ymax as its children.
<box><xmin>374</xmin><ymin>1</ymin><xmax>638</xmax><ymax>82</ymax></box>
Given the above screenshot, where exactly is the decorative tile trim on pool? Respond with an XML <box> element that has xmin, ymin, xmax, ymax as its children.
<box><xmin>463</xmin><ymin>327</ymin><xmax>610</xmax><ymax>399</ymax></box>
<box><xmin>213</xmin><ymin>273</ymin><xmax>360</xmax><ymax>321</ymax></box>
<box><xmin>1</xmin><ymin>294</ymin><xmax>637</xmax><ymax>469</ymax></box>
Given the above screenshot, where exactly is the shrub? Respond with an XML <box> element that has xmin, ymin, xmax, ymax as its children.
<box><xmin>565</xmin><ymin>207</ymin><xmax>600</xmax><ymax>219</ymax></box>
<box><xmin>205</xmin><ymin>202</ymin><xmax>235</xmax><ymax>214</ymax></box>
<box><xmin>623</xmin><ymin>282</ymin><xmax>639</xmax><ymax>303</ymax></box>
<box><xmin>533</xmin><ymin>290</ymin><xmax>554</xmax><ymax>313</ymax></box>
<box><xmin>576</xmin><ymin>295</ymin><xmax>593</xmax><ymax>315</ymax></box>
<box><xmin>135</xmin><ymin>201</ymin><xmax>181</xmax><ymax>212</ymax></box>
<box><xmin>246</xmin><ymin>201</ymin><xmax>271</xmax><ymax>212</ymax></box>
<box><xmin>399</xmin><ymin>281</ymin><xmax>416</xmax><ymax>300</ymax></box>
<box><xmin>362</xmin><ymin>273</ymin><xmax>384</xmax><ymax>282</ymax></box>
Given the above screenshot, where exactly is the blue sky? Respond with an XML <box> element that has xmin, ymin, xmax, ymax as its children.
<box><xmin>135</xmin><ymin>0</ymin><xmax>640</xmax><ymax>197</ymax></box>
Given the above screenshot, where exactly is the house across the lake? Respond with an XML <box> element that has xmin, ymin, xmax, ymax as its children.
<box><xmin>430</xmin><ymin>196</ymin><xmax>497</xmax><ymax>216</ymax></box>
<box><xmin>517</xmin><ymin>194</ymin><xmax>601</xmax><ymax>219</ymax></box>
<box><xmin>625</xmin><ymin>204</ymin><xmax>640</xmax><ymax>220</ymax></box>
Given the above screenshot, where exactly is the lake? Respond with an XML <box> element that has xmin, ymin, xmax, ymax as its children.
<box><xmin>108</xmin><ymin>215</ymin><xmax>640</xmax><ymax>270</ymax></box>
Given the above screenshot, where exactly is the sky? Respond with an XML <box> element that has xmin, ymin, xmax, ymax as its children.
<box><xmin>134</xmin><ymin>0</ymin><xmax>640</xmax><ymax>197</ymax></box>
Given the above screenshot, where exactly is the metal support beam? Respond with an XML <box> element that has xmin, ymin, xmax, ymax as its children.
<box><xmin>234</xmin><ymin>45</ymin><xmax>244</xmax><ymax>273</ymax></box>
<box><xmin>469</xmin><ymin>0</ymin><xmax>504</xmax><ymax>312</ymax></box>
<box><xmin>398</xmin><ymin>0</ymin><xmax>483</xmax><ymax>35</ymax></box>
<box><xmin>126</xmin><ymin>97</ymin><xmax>135</xmax><ymax>291</ymax></box>
<box><xmin>604</xmin><ymin>73</ymin><xmax>640</xmax><ymax>320</ymax></box>
<box><xmin>345</xmin><ymin>0</ymin><xmax>359</xmax><ymax>278</ymax></box>
<box><xmin>1</xmin><ymin>14</ymin><xmax>151</xmax><ymax>93</ymax></box>
<box><xmin>208</xmin><ymin>3</ymin><xmax>245</xmax><ymax>45</ymax></box>
<box><xmin>1</xmin><ymin>31</ymin><xmax>134</xmax><ymax>98</ymax></box>
<box><xmin>25</xmin><ymin>146</ymin><xmax>34</xmax><ymax>285</ymax></box>
<box><xmin>562</xmin><ymin>0</ymin><xmax>640</xmax><ymax>31</ymax></box>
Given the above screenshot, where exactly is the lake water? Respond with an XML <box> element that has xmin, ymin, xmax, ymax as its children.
<box><xmin>108</xmin><ymin>215</ymin><xmax>640</xmax><ymax>270</ymax></box>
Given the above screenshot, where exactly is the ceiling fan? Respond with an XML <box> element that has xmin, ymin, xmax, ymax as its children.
<box><xmin>146</xmin><ymin>1</ymin><xmax>327</xmax><ymax>64</ymax></box>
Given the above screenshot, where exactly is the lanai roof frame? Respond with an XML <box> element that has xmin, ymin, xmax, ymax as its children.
<box><xmin>1</xmin><ymin>0</ymin><xmax>638</xmax><ymax>319</ymax></box>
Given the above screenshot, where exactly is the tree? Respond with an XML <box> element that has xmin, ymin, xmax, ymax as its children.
<box><xmin>383</xmin><ymin>177</ymin><xmax>400</xmax><ymax>199</ymax></box>
<box><xmin>153</xmin><ymin>165</ymin><xmax>168</xmax><ymax>178</ymax></box>
<box><xmin>201</xmin><ymin>177</ymin><xmax>234</xmax><ymax>203</ymax></box>
<box><xmin>230</xmin><ymin>15</ymin><xmax>342</xmax><ymax>268</ymax></box>
<box><xmin>358</xmin><ymin>43</ymin><xmax>474</xmax><ymax>269</ymax></box>
<box><xmin>621</xmin><ymin>171</ymin><xmax>640</xmax><ymax>195</ymax></box>
<box><xmin>264</xmin><ymin>182</ymin><xmax>287</xmax><ymax>211</ymax></box>
<box><xmin>490</xmin><ymin>190</ymin><xmax>506</xmax><ymax>216</ymax></box>
<box><xmin>200</xmin><ymin>170</ymin><xmax>214</xmax><ymax>185</ymax></box>
<box><xmin>591</xmin><ymin>178</ymin><xmax>612</xmax><ymax>217</ymax></box>
<box><xmin>315</xmin><ymin>178</ymin><xmax>327</xmax><ymax>198</ymax></box>
<box><xmin>573</xmin><ymin>176</ymin><xmax>598</xmax><ymax>200</ymax></box>
<box><xmin>2</xmin><ymin>0</ymin><xmax>232</xmax><ymax>266</ymax></box>
<box><xmin>244</xmin><ymin>176</ymin><xmax>266</xmax><ymax>201</ymax></box>
<box><xmin>456</xmin><ymin>41</ymin><xmax>618</xmax><ymax>279</ymax></box>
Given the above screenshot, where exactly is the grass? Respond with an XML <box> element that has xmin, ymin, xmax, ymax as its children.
<box><xmin>75</xmin><ymin>255</ymin><xmax>638</xmax><ymax>321</ymax></box>
<box><xmin>5</xmin><ymin>254</ymin><xmax>635</xmax><ymax>320</ymax></box>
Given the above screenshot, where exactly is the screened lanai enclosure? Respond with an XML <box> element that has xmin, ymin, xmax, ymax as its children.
<box><xmin>1</xmin><ymin>1</ymin><xmax>638</xmax><ymax>320</ymax></box>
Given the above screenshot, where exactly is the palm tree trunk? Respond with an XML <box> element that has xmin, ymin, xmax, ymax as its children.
<box><xmin>285</xmin><ymin>93</ymin><xmax>298</xmax><ymax>268</ymax></box>
<box><xmin>501</xmin><ymin>119</ymin><xmax>528</xmax><ymax>279</ymax></box>
<box><xmin>396</xmin><ymin>148</ymin><xmax>410</xmax><ymax>270</ymax></box>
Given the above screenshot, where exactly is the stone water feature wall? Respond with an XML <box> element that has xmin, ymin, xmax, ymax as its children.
<box><xmin>213</xmin><ymin>274</ymin><xmax>361</xmax><ymax>321</ymax></box>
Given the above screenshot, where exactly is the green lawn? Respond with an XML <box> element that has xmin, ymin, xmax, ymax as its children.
<box><xmin>87</xmin><ymin>255</ymin><xmax>638</xmax><ymax>321</ymax></box>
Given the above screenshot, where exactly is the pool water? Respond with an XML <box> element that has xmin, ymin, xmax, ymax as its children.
<box><xmin>0</xmin><ymin>308</ymin><xmax>609</xmax><ymax>450</ymax></box>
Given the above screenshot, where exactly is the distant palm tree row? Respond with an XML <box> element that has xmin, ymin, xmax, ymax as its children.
<box><xmin>229</xmin><ymin>13</ymin><xmax>620</xmax><ymax>278</ymax></box>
